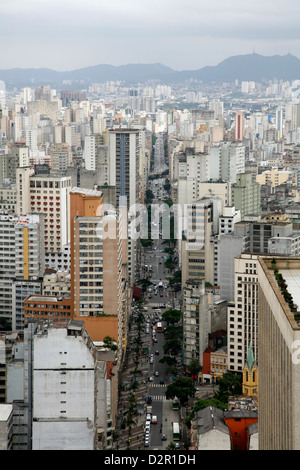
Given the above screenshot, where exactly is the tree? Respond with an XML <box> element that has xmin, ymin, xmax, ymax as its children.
<box><xmin>193</xmin><ymin>397</ymin><xmax>227</xmax><ymax>412</ymax></box>
<box><xmin>187</xmin><ymin>359</ymin><xmax>201</xmax><ymax>377</ymax></box>
<box><xmin>167</xmin><ymin>442</ymin><xmax>176</xmax><ymax>450</ymax></box>
<box><xmin>213</xmin><ymin>371</ymin><xmax>242</xmax><ymax>403</ymax></box>
<box><xmin>164</xmin><ymin>338</ymin><xmax>181</xmax><ymax>356</ymax></box>
<box><xmin>159</xmin><ymin>355</ymin><xmax>178</xmax><ymax>367</ymax></box>
<box><xmin>165</xmin><ymin>376</ymin><xmax>196</xmax><ymax>405</ymax></box>
<box><xmin>162</xmin><ymin>308</ymin><xmax>181</xmax><ymax>325</ymax></box>
<box><xmin>164</xmin><ymin>325</ymin><xmax>183</xmax><ymax>341</ymax></box>
<box><xmin>103</xmin><ymin>336</ymin><xmax>117</xmax><ymax>351</ymax></box>
<box><xmin>137</xmin><ymin>278</ymin><xmax>153</xmax><ymax>292</ymax></box>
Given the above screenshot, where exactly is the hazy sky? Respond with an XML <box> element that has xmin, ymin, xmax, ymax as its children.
<box><xmin>1</xmin><ymin>0</ymin><xmax>300</xmax><ymax>70</ymax></box>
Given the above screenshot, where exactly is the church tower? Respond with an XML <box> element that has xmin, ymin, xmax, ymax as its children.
<box><xmin>242</xmin><ymin>342</ymin><xmax>258</xmax><ymax>397</ymax></box>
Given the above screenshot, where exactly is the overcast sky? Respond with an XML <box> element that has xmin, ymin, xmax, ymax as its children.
<box><xmin>1</xmin><ymin>0</ymin><xmax>300</xmax><ymax>71</ymax></box>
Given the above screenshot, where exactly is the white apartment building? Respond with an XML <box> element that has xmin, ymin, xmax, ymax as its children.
<box><xmin>16</xmin><ymin>169</ymin><xmax>71</xmax><ymax>253</ymax></box>
<box><xmin>25</xmin><ymin>320</ymin><xmax>111</xmax><ymax>450</ymax></box>
<box><xmin>227</xmin><ymin>253</ymin><xmax>259</xmax><ymax>373</ymax></box>
<box><xmin>181</xmin><ymin>199</ymin><xmax>216</xmax><ymax>287</ymax></box>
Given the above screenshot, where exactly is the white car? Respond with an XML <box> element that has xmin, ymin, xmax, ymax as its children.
<box><xmin>146</xmin><ymin>414</ymin><xmax>151</xmax><ymax>421</ymax></box>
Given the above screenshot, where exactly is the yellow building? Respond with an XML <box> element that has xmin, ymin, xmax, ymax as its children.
<box><xmin>242</xmin><ymin>343</ymin><xmax>258</xmax><ymax>397</ymax></box>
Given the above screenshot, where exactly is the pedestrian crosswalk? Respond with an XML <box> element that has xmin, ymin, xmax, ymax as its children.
<box><xmin>149</xmin><ymin>383</ymin><xmax>167</xmax><ymax>388</ymax></box>
<box><xmin>150</xmin><ymin>395</ymin><xmax>170</xmax><ymax>401</ymax></box>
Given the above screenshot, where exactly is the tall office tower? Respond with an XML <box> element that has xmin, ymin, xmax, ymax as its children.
<box><xmin>227</xmin><ymin>253</ymin><xmax>259</xmax><ymax>373</ymax></box>
<box><xmin>108</xmin><ymin>129</ymin><xmax>140</xmax><ymax>209</ymax></box>
<box><xmin>70</xmin><ymin>188</ymin><xmax>128</xmax><ymax>361</ymax></box>
<box><xmin>182</xmin><ymin>279</ymin><xmax>210</xmax><ymax>367</ymax></box>
<box><xmin>16</xmin><ymin>168</ymin><xmax>71</xmax><ymax>253</ymax></box>
<box><xmin>235</xmin><ymin>111</ymin><xmax>244</xmax><ymax>141</ymax></box>
<box><xmin>219</xmin><ymin>227</ymin><xmax>250</xmax><ymax>302</ymax></box>
<box><xmin>108</xmin><ymin>129</ymin><xmax>141</xmax><ymax>285</ymax></box>
<box><xmin>231</xmin><ymin>173</ymin><xmax>261</xmax><ymax>220</ymax></box>
<box><xmin>24</xmin><ymin>319</ymin><xmax>113</xmax><ymax>450</ymax></box>
<box><xmin>181</xmin><ymin>199</ymin><xmax>219</xmax><ymax>287</ymax></box>
<box><xmin>257</xmin><ymin>256</ymin><xmax>300</xmax><ymax>450</ymax></box>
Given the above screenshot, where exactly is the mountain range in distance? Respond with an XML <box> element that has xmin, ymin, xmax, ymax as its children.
<box><xmin>1</xmin><ymin>52</ymin><xmax>300</xmax><ymax>87</ymax></box>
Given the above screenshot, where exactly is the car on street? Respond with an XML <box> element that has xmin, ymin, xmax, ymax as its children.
<box><xmin>144</xmin><ymin>439</ymin><xmax>149</xmax><ymax>447</ymax></box>
<box><xmin>148</xmin><ymin>376</ymin><xmax>154</xmax><ymax>381</ymax></box>
<box><xmin>154</xmin><ymin>371</ymin><xmax>159</xmax><ymax>376</ymax></box>
<box><xmin>155</xmin><ymin>350</ymin><xmax>159</xmax><ymax>355</ymax></box>
<box><xmin>161</xmin><ymin>434</ymin><xmax>167</xmax><ymax>440</ymax></box>
<box><xmin>152</xmin><ymin>415</ymin><xmax>158</xmax><ymax>424</ymax></box>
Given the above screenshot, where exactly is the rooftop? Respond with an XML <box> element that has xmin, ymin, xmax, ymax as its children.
<box><xmin>70</xmin><ymin>187</ymin><xmax>103</xmax><ymax>198</ymax></box>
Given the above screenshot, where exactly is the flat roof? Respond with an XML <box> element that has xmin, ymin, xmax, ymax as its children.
<box><xmin>70</xmin><ymin>187</ymin><xmax>103</xmax><ymax>197</ymax></box>
<box><xmin>0</xmin><ymin>404</ymin><xmax>13</xmax><ymax>421</ymax></box>
<box><xmin>280</xmin><ymin>269</ymin><xmax>300</xmax><ymax>310</ymax></box>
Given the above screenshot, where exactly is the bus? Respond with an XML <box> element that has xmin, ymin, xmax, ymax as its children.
<box><xmin>172</xmin><ymin>422</ymin><xmax>180</xmax><ymax>441</ymax></box>
<box><xmin>156</xmin><ymin>322</ymin><xmax>162</xmax><ymax>332</ymax></box>
<box><xmin>172</xmin><ymin>398</ymin><xmax>180</xmax><ymax>410</ymax></box>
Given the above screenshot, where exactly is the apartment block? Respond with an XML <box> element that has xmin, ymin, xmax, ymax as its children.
<box><xmin>24</xmin><ymin>320</ymin><xmax>112</xmax><ymax>450</ymax></box>
<box><xmin>227</xmin><ymin>253</ymin><xmax>258</xmax><ymax>373</ymax></box>
<box><xmin>70</xmin><ymin>188</ymin><xmax>128</xmax><ymax>362</ymax></box>
<box><xmin>231</xmin><ymin>173</ymin><xmax>261</xmax><ymax>219</ymax></box>
<box><xmin>182</xmin><ymin>279</ymin><xmax>210</xmax><ymax>367</ymax></box>
<box><xmin>17</xmin><ymin>168</ymin><xmax>71</xmax><ymax>253</ymax></box>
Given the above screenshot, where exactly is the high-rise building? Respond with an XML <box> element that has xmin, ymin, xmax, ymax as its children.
<box><xmin>107</xmin><ymin>129</ymin><xmax>141</xmax><ymax>285</ymax></box>
<box><xmin>0</xmin><ymin>213</ymin><xmax>45</xmax><ymax>329</ymax></box>
<box><xmin>70</xmin><ymin>188</ymin><xmax>128</xmax><ymax>362</ymax></box>
<box><xmin>181</xmin><ymin>198</ymin><xmax>221</xmax><ymax>287</ymax></box>
<box><xmin>227</xmin><ymin>253</ymin><xmax>259</xmax><ymax>373</ymax></box>
<box><xmin>108</xmin><ymin>128</ymin><xmax>141</xmax><ymax>210</ymax></box>
<box><xmin>257</xmin><ymin>256</ymin><xmax>300</xmax><ymax>449</ymax></box>
<box><xmin>231</xmin><ymin>173</ymin><xmax>261</xmax><ymax>220</ymax></box>
<box><xmin>16</xmin><ymin>168</ymin><xmax>71</xmax><ymax>253</ymax></box>
<box><xmin>24</xmin><ymin>319</ymin><xmax>112</xmax><ymax>450</ymax></box>
<box><xmin>235</xmin><ymin>111</ymin><xmax>244</xmax><ymax>141</ymax></box>
<box><xmin>182</xmin><ymin>279</ymin><xmax>209</xmax><ymax>367</ymax></box>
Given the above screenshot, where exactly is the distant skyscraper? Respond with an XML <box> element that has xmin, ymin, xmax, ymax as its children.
<box><xmin>235</xmin><ymin>111</ymin><xmax>244</xmax><ymax>141</ymax></box>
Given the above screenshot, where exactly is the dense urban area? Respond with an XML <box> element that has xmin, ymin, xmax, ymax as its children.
<box><xmin>0</xmin><ymin>69</ymin><xmax>300</xmax><ymax>451</ymax></box>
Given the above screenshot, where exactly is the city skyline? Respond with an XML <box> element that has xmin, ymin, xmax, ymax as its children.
<box><xmin>1</xmin><ymin>0</ymin><xmax>300</xmax><ymax>71</ymax></box>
